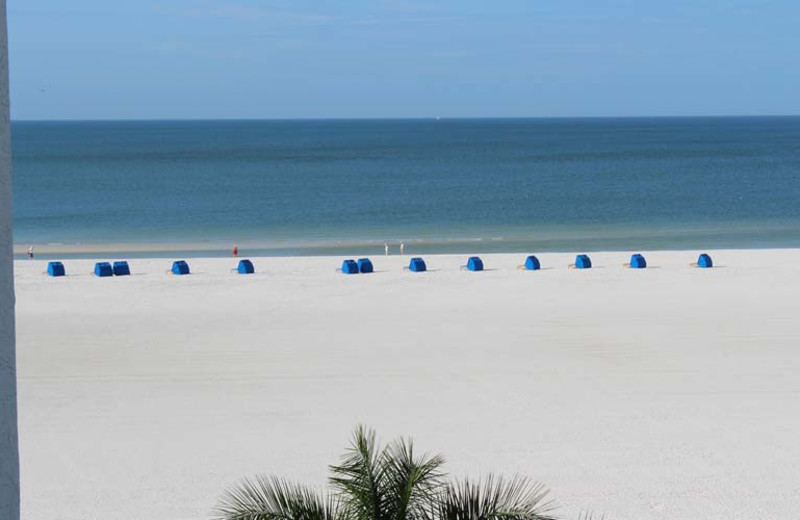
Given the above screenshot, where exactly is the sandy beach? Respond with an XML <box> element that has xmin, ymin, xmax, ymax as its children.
<box><xmin>14</xmin><ymin>249</ymin><xmax>800</xmax><ymax>519</ymax></box>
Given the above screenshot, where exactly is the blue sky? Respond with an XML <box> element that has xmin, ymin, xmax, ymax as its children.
<box><xmin>7</xmin><ymin>0</ymin><xmax>800</xmax><ymax>120</ymax></box>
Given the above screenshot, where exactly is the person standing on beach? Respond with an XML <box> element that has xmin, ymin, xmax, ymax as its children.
<box><xmin>26</xmin><ymin>245</ymin><xmax>33</xmax><ymax>260</ymax></box>
<box><xmin>400</xmin><ymin>242</ymin><xmax>405</xmax><ymax>256</ymax></box>
<box><xmin>232</xmin><ymin>244</ymin><xmax>238</xmax><ymax>257</ymax></box>
<box><xmin>384</xmin><ymin>242</ymin><xmax>389</xmax><ymax>256</ymax></box>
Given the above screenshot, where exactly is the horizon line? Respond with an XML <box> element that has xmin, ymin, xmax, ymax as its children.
<box><xmin>10</xmin><ymin>113</ymin><xmax>800</xmax><ymax>123</ymax></box>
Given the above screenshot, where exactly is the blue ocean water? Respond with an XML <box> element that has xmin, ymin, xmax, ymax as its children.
<box><xmin>11</xmin><ymin>117</ymin><xmax>800</xmax><ymax>257</ymax></box>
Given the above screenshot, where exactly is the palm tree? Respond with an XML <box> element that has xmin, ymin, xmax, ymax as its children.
<box><xmin>213</xmin><ymin>426</ymin><xmax>556</xmax><ymax>520</ymax></box>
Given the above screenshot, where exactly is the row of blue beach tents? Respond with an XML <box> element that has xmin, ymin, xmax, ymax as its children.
<box><xmin>44</xmin><ymin>254</ymin><xmax>714</xmax><ymax>278</ymax></box>
<box><xmin>339</xmin><ymin>253</ymin><xmax>712</xmax><ymax>273</ymax></box>
<box><xmin>45</xmin><ymin>259</ymin><xmax>251</xmax><ymax>277</ymax></box>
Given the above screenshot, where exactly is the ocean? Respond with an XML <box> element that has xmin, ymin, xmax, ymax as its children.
<box><xmin>11</xmin><ymin>117</ymin><xmax>800</xmax><ymax>258</ymax></box>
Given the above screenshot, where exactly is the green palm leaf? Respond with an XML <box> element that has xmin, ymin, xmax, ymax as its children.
<box><xmin>329</xmin><ymin>426</ymin><xmax>446</xmax><ymax>520</ymax></box>
<box><xmin>438</xmin><ymin>475</ymin><xmax>557</xmax><ymax>520</ymax></box>
<box><xmin>382</xmin><ymin>436</ymin><xmax>445</xmax><ymax>520</ymax></box>
<box><xmin>329</xmin><ymin>425</ymin><xmax>388</xmax><ymax>520</ymax></box>
<box><xmin>213</xmin><ymin>474</ymin><xmax>339</xmax><ymax>520</ymax></box>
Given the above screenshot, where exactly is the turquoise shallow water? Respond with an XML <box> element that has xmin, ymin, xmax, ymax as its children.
<box><xmin>11</xmin><ymin>117</ymin><xmax>800</xmax><ymax>257</ymax></box>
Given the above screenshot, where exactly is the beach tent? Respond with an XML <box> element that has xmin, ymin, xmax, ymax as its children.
<box><xmin>629</xmin><ymin>254</ymin><xmax>647</xmax><ymax>269</ymax></box>
<box><xmin>697</xmin><ymin>253</ymin><xmax>713</xmax><ymax>268</ymax></box>
<box><xmin>409</xmin><ymin>257</ymin><xmax>427</xmax><ymax>272</ymax></box>
<box><xmin>574</xmin><ymin>254</ymin><xmax>592</xmax><ymax>269</ymax></box>
<box><xmin>171</xmin><ymin>260</ymin><xmax>190</xmax><ymax>275</ymax></box>
<box><xmin>113</xmin><ymin>261</ymin><xmax>130</xmax><ymax>276</ymax></box>
<box><xmin>237</xmin><ymin>259</ymin><xmax>255</xmax><ymax>274</ymax></box>
<box><xmin>357</xmin><ymin>258</ymin><xmax>374</xmax><ymax>274</ymax></box>
<box><xmin>341</xmin><ymin>259</ymin><xmax>359</xmax><ymax>274</ymax></box>
<box><xmin>47</xmin><ymin>261</ymin><xmax>65</xmax><ymax>277</ymax></box>
<box><xmin>524</xmin><ymin>255</ymin><xmax>541</xmax><ymax>270</ymax></box>
<box><xmin>94</xmin><ymin>262</ymin><xmax>113</xmax><ymax>277</ymax></box>
<box><xmin>466</xmin><ymin>256</ymin><xmax>484</xmax><ymax>271</ymax></box>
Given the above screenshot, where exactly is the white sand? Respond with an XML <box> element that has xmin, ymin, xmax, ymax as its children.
<box><xmin>14</xmin><ymin>250</ymin><xmax>800</xmax><ymax>519</ymax></box>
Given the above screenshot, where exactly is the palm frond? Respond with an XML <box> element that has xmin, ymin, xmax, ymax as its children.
<box><xmin>329</xmin><ymin>425</ymin><xmax>388</xmax><ymax>520</ymax></box>
<box><xmin>438</xmin><ymin>475</ymin><xmax>557</xmax><ymax>520</ymax></box>
<box><xmin>382</xmin><ymin>436</ymin><xmax>446</xmax><ymax>520</ymax></box>
<box><xmin>213</xmin><ymin>474</ymin><xmax>338</xmax><ymax>520</ymax></box>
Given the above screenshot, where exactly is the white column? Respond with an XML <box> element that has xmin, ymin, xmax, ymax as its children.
<box><xmin>0</xmin><ymin>0</ymin><xmax>20</xmax><ymax>518</ymax></box>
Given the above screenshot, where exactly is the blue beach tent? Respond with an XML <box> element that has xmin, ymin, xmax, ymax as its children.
<box><xmin>113</xmin><ymin>261</ymin><xmax>130</xmax><ymax>276</ymax></box>
<box><xmin>237</xmin><ymin>259</ymin><xmax>255</xmax><ymax>274</ymax></box>
<box><xmin>47</xmin><ymin>261</ymin><xmax>65</xmax><ymax>277</ymax></box>
<box><xmin>409</xmin><ymin>257</ymin><xmax>427</xmax><ymax>272</ymax></box>
<box><xmin>697</xmin><ymin>253</ymin><xmax>713</xmax><ymax>268</ymax></box>
<box><xmin>341</xmin><ymin>259</ymin><xmax>359</xmax><ymax>274</ymax></box>
<box><xmin>94</xmin><ymin>262</ymin><xmax>113</xmax><ymax>277</ymax></box>
<box><xmin>524</xmin><ymin>255</ymin><xmax>541</xmax><ymax>271</ymax></box>
<box><xmin>171</xmin><ymin>260</ymin><xmax>190</xmax><ymax>275</ymax></box>
<box><xmin>466</xmin><ymin>256</ymin><xmax>484</xmax><ymax>272</ymax></box>
<box><xmin>574</xmin><ymin>254</ymin><xmax>592</xmax><ymax>269</ymax></box>
<box><xmin>357</xmin><ymin>258</ymin><xmax>374</xmax><ymax>274</ymax></box>
<box><xmin>629</xmin><ymin>254</ymin><xmax>647</xmax><ymax>269</ymax></box>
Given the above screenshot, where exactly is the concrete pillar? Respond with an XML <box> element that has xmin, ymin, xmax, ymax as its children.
<box><xmin>0</xmin><ymin>0</ymin><xmax>20</xmax><ymax>518</ymax></box>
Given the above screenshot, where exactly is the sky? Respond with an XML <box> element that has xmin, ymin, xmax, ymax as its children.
<box><xmin>7</xmin><ymin>0</ymin><xmax>800</xmax><ymax>120</ymax></box>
